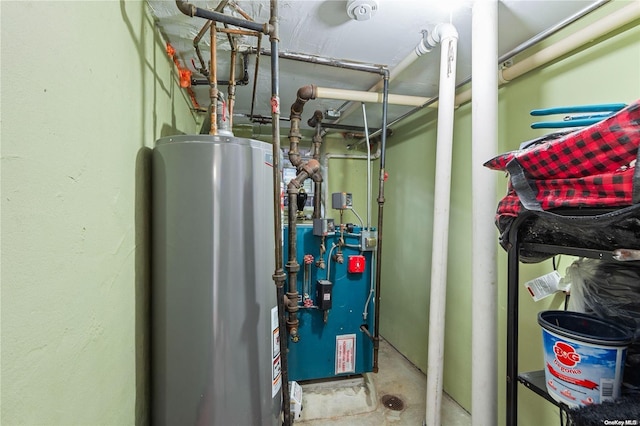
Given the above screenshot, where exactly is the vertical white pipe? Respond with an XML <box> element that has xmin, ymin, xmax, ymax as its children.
<box><xmin>361</xmin><ymin>103</ymin><xmax>372</xmax><ymax>229</ymax></box>
<box><xmin>471</xmin><ymin>1</ymin><xmax>498</xmax><ymax>426</ymax></box>
<box><xmin>425</xmin><ymin>23</ymin><xmax>458</xmax><ymax>426</ymax></box>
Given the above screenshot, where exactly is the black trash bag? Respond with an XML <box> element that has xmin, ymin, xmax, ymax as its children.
<box><xmin>565</xmin><ymin>258</ymin><xmax>640</xmax><ymax>392</ymax></box>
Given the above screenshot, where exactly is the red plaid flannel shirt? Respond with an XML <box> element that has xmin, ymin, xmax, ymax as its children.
<box><xmin>485</xmin><ymin>99</ymin><xmax>640</xmax><ymax>231</ymax></box>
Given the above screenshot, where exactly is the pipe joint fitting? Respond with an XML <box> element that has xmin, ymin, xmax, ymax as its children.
<box><xmin>297</xmin><ymin>85</ymin><xmax>317</xmax><ymax>102</ymax></box>
<box><xmin>272</xmin><ymin>270</ymin><xmax>286</xmax><ymax>284</ymax></box>
<box><xmin>286</xmin><ymin>295</ymin><xmax>300</xmax><ymax>312</ymax></box>
<box><xmin>308</xmin><ymin>110</ymin><xmax>324</xmax><ymax>127</ymax></box>
<box><xmin>288</xmin><ymin>130</ymin><xmax>302</xmax><ymax>140</ymax></box>
<box><xmin>416</xmin><ymin>29</ymin><xmax>434</xmax><ymax>55</ymax></box>
<box><xmin>287</xmin><ymin>179</ymin><xmax>302</xmax><ymax>191</ymax></box>
<box><xmin>424</xmin><ymin>23</ymin><xmax>459</xmax><ymax>48</ymax></box>
<box><xmin>433</xmin><ymin>23</ymin><xmax>459</xmax><ymax>42</ymax></box>
<box><xmin>175</xmin><ymin>0</ymin><xmax>196</xmax><ymax>17</ymax></box>
<box><xmin>498</xmin><ymin>69</ymin><xmax>511</xmax><ymax>84</ymax></box>
<box><xmin>290</xmin><ymin>85</ymin><xmax>317</xmax><ymax>117</ymax></box>
<box><xmin>287</xmin><ymin>303</ymin><xmax>300</xmax><ymax>314</ymax></box>
<box><xmin>311</xmin><ymin>171</ymin><xmax>323</xmax><ymax>183</ymax></box>
<box><xmin>288</xmin><ymin>151</ymin><xmax>302</xmax><ymax>167</ymax></box>
<box><xmin>286</xmin><ymin>261</ymin><xmax>300</xmax><ymax>273</ymax></box>
<box><xmin>302</xmin><ymin>159</ymin><xmax>320</xmax><ymax>177</ymax></box>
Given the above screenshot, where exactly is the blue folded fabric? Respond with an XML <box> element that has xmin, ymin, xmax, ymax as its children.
<box><xmin>530</xmin><ymin>103</ymin><xmax>626</xmax><ymax>129</ymax></box>
<box><xmin>530</xmin><ymin>103</ymin><xmax>627</xmax><ymax>116</ymax></box>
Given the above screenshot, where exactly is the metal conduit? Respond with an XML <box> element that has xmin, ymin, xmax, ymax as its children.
<box><xmin>372</xmin><ymin>71</ymin><xmax>389</xmax><ymax>372</ymax></box>
<box><xmin>266</xmin><ymin>0</ymin><xmax>292</xmax><ymax>423</ymax></box>
<box><xmin>246</xmin><ymin>47</ymin><xmax>387</xmax><ymax>74</ymax></box>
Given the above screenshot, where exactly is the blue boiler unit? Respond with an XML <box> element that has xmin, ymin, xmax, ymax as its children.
<box><xmin>284</xmin><ymin>223</ymin><xmax>375</xmax><ymax>382</ymax></box>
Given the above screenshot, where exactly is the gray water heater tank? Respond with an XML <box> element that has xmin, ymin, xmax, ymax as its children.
<box><xmin>151</xmin><ymin>135</ymin><xmax>281</xmax><ymax>425</ymax></box>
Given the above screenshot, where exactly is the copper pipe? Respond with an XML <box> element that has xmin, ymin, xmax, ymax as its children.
<box><xmin>209</xmin><ymin>23</ymin><xmax>218</xmax><ymax>135</ymax></box>
<box><xmin>228</xmin><ymin>0</ymin><xmax>254</xmax><ymax>21</ymax></box>
<box><xmin>194</xmin><ymin>21</ymin><xmax>212</xmax><ymax>75</ymax></box>
<box><xmin>222</xmin><ymin>21</ymin><xmax>239</xmax><ymax>129</ymax></box>
<box><xmin>193</xmin><ymin>1</ymin><xmax>228</xmax><ymax>76</ymax></box>
<box><xmin>217</xmin><ymin>27</ymin><xmax>261</xmax><ymax>36</ymax></box>
<box><xmin>223</xmin><ymin>23</ymin><xmax>234</xmax><ymax>48</ymax></box>
<box><xmin>250</xmin><ymin>34</ymin><xmax>263</xmax><ymax>119</ymax></box>
<box><xmin>191</xmin><ymin>52</ymin><xmax>250</xmax><ymax>86</ymax></box>
<box><xmin>228</xmin><ymin>46</ymin><xmax>237</xmax><ymax>129</ymax></box>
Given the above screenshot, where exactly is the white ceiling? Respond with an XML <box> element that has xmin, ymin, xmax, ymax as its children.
<box><xmin>148</xmin><ymin>0</ymin><xmax>605</xmax><ymax>131</ymax></box>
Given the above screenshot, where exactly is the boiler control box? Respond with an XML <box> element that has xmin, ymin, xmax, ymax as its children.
<box><xmin>360</xmin><ymin>229</ymin><xmax>378</xmax><ymax>251</ymax></box>
<box><xmin>316</xmin><ymin>279</ymin><xmax>333</xmax><ymax>310</ymax></box>
<box><xmin>348</xmin><ymin>255</ymin><xmax>366</xmax><ymax>273</ymax></box>
<box><xmin>331</xmin><ymin>192</ymin><xmax>353</xmax><ymax>210</ymax></box>
<box><xmin>313</xmin><ymin>218</ymin><xmax>335</xmax><ymax>236</ymax></box>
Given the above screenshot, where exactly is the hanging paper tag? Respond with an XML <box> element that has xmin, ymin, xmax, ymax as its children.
<box><xmin>524</xmin><ymin>271</ymin><xmax>568</xmax><ymax>302</ymax></box>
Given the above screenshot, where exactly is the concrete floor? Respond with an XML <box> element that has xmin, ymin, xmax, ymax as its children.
<box><xmin>294</xmin><ymin>338</ymin><xmax>471</xmax><ymax>425</ymax></box>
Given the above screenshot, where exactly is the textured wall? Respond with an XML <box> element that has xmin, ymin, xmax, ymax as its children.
<box><xmin>1</xmin><ymin>2</ymin><xmax>199</xmax><ymax>425</ymax></box>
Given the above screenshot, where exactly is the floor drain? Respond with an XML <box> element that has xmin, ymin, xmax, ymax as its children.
<box><xmin>381</xmin><ymin>394</ymin><xmax>404</xmax><ymax>411</ymax></box>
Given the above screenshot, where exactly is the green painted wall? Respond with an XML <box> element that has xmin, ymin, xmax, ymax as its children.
<box><xmin>379</xmin><ymin>1</ymin><xmax>640</xmax><ymax>425</ymax></box>
<box><xmin>1</xmin><ymin>2</ymin><xmax>199</xmax><ymax>425</ymax></box>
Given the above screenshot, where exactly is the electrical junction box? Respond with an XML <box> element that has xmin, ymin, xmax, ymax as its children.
<box><xmin>332</xmin><ymin>192</ymin><xmax>353</xmax><ymax>210</ymax></box>
<box><xmin>348</xmin><ymin>255</ymin><xmax>366</xmax><ymax>273</ymax></box>
<box><xmin>313</xmin><ymin>218</ymin><xmax>335</xmax><ymax>236</ymax></box>
<box><xmin>324</xmin><ymin>109</ymin><xmax>341</xmax><ymax>119</ymax></box>
<box><xmin>360</xmin><ymin>229</ymin><xmax>377</xmax><ymax>251</ymax></box>
<box><xmin>316</xmin><ymin>280</ymin><xmax>333</xmax><ymax>310</ymax></box>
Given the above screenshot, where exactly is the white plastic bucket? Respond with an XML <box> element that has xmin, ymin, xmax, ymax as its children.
<box><xmin>538</xmin><ymin>310</ymin><xmax>633</xmax><ymax>407</ymax></box>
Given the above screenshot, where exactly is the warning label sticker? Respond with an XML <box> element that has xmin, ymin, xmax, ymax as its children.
<box><xmin>272</xmin><ymin>306</ymin><xmax>281</xmax><ymax>397</ymax></box>
<box><xmin>335</xmin><ymin>334</ymin><xmax>356</xmax><ymax>375</ymax></box>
